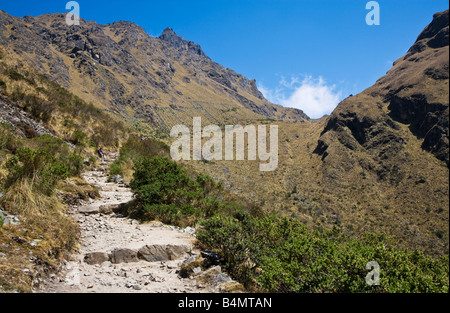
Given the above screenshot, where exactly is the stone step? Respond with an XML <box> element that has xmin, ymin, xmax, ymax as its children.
<box><xmin>78</xmin><ymin>203</ymin><xmax>128</xmax><ymax>215</ymax></box>
<box><xmin>84</xmin><ymin>244</ymin><xmax>192</xmax><ymax>265</ymax></box>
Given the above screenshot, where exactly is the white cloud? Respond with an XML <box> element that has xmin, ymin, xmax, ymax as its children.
<box><xmin>259</xmin><ymin>75</ymin><xmax>343</xmax><ymax>119</ymax></box>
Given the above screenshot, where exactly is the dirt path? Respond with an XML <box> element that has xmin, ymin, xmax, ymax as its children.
<box><xmin>41</xmin><ymin>153</ymin><xmax>213</xmax><ymax>293</ymax></box>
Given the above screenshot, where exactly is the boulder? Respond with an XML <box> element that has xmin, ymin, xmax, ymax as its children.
<box><xmin>0</xmin><ymin>210</ymin><xmax>20</xmax><ymax>227</ymax></box>
<box><xmin>138</xmin><ymin>244</ymin><xmax>190</xmax><ymax>262</ymax></box>
<box><xmin>201</xmin><ymin>251</ymin><xmax>221</xmax><ymax>267</ymax></box>
<box><xmin>0</xmin><ymin>210</ymin><xmax>9</xmax><ymax>227</ymax></box>
<box><xmin>79</xmin><ymin>205</ymin><xmax>100</xmax><ymax>215</ymax></box>
<box><xmin>138</xmin><ymin>245</ymin><xmax>168</xmax><ymax>262</ymax></box>
<box><xmin>84</xmin><ymin>252</ymin><xmax>110</xmax><ymax>265</ymax></box>
<box><xmin>195</xmin><ymin>265</ymin><xmax>244</xmax><ymax>292</ymax></box>
<box><xmin>196</xmin><ymin>265</ymin><xmax>222</xmax><ymax>286</ymax></box>
<box><xmin>213</xmin><ymin>273</ymin><xmax>233</xmax><ymax>285</ymax></box>
<box><xmin>167</xmin><ymin>244</ymin><xmax>191</xmax><ymax>260</ymax></box>
<box><xmin>110</xmin><ymin>248</ymin><xmax>139</xmax><ymax>264</ymax></box>
<box><xmin>179</xmin><ymin>255</ymin><xmax>206</xmax><ymax>278</ymax></box>
<box><xmin>99</xmin><ymin>204</ymin><xmax>120</xmax><ymax>214</ymax></box>
<box><xmin>108</xmin><ymin>175</ymin><xmax>124</xmax><ymax>184</ymax></box>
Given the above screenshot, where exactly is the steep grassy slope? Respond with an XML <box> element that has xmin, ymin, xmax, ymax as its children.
<box><xmin>0</xmin><ymin>47</ymin><xmax>128</xmax><ymax>148</ymax></box>
<box><xmin>0</xmin><ymin>52</ymin><xmax>124</xmax><ymax>292</ymax></box>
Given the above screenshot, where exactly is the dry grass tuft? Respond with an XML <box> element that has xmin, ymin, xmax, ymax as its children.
<box><xmin>0</xmin><ymin>180</ymin><xmax>79</xmax><ymax>292</ymax></box>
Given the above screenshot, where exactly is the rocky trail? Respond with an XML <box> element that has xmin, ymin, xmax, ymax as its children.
<box><xmin>40</xmin><ymin>153</ymin><xmax>242</xmax><ymax>293</ymax></box>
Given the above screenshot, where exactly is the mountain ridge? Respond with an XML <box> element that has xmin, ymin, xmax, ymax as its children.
<box><xmin>0</xmin><ymin>10</ymin><xmax>309</xmax><ymax>133</ymax></box>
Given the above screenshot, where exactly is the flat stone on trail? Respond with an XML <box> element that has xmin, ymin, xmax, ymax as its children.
<box><xmin>79</xmin><ymin>205</ymin><xmax>100</xmax><ymax>215</ymax></box>
<box><xmin>138</xmin><ymin>245</ymin><xmax>169</xmax><ymax>262</ymax></box>
<box><xmin>166</xmin><ymin>244</ymin><xmax>191</xmax><ymax>260</ymax></box>
<box><xmin>99</xmin><ymin>204</ymin><xmax>119</xmax><ymax>214</ymax></box>
<box><xmin>110</xmin><ymin>248</ymin><xmax>139</xmax><ymax>264</ymax></box>
<box><xmin>138</xmin><ymin>244</ymin><xmax>190</xmax><ymax>262</ymax></box>
<box><xmin>84</xmin><ymin>252</ymin><xmax>110</xmax><ymax>265</ymax></box>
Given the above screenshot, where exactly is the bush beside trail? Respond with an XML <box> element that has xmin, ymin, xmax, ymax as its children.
<box><xmin>126</xmin><ymin>155</ymin><xmax>449</xmax><ymax>293</ymax></box>
<box><xmin>0</xmin><ymin>126</ymin><xmax>101</xmax><ymax>292</ymax></box>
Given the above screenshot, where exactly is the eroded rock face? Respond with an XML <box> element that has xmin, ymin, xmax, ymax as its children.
<box><xmin>408</xmin><ymin>10</ymin><xmax>449</xmax><ymax>55</ymax></box>
<box><xmin>387</xmin><ymin>94</ymin><xmax>449</xmax><ymax>164</ymax></box>
<box><xmin>159</xmin><ymin>27</ymin><xmax>206</xmax><ymax>58</ymax></box>
<box><xmin>0</xmin><ymin>96</ymin><xmax>55</xmax><ymax>138</ymax></box>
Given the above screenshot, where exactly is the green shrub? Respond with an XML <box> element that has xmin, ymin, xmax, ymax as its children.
<box><xmin>70</xmin><ymin>130</ymin><xmax>87</xmax><ymax>146</ymax></box>
<box><xmin>8</xmin><ymin>70</ymin><xmax>26</xmax><ymax>81</ymax></box>
<box><xmin>129</xmin><ymin>157</ymin><xmax>202</xmax><ymax>224</ymax></box>
<box><xmin>197</xmin><ymin>212</ymin><xmax>259</xmax><ymax>286</ymax></box>
<box><xmin>5</xmin><ymin>147</ymin><xmax>69</xmax><ymax>195</ymax></box>
<box><xmin>91</xmin><ymin>123</ymin><xmax>123</xmax><ymax>148</ymax></box>
<box><xmin>197</xmin><ymin>214</ymin><xmax>449</xmax><ymax>293</ymax></box>
<box><xmin>31</xmin><ymin>135</ymin><xmax>68</xmax><ymax>155</ymax></box>
<box><xmin>0</xmin><ymin>123</ymin><xmax>18</xmax><ymax>152</ymax></box>
<box><xmin>117</xmin><ymin>135</ymin><xmax>169</xmax><ymax>164</ymax></box>
<box><xmin>106</xmin><ymin>135</ymin><xmax>169</xmax><ymax>181</ymax></box>
<box><xmin>128</xmin><ymin>156</ymin><xmax>243</xmax><ymax>226</ymax></box>
<box><xmin>66</xmin><ymin>155</ymin><xmax>84</xmax><ymax>177</ymax></box>
<box><xmin>22</xmin><ymin>94</ymin><xmax>56</xmax><ymax>123</ymax></box>
<box><xmin>10</xmin><ymin>87</ymin><xmax>26</xmax><ymax>102</ymax></box>
<box><xmin>109</xmin><ymin>161</ymin><xmax>123</xmax><ymax>176</ymax></box>
<box><xmin>3</xmin><ymin>135</ymin><xmax>87</xmax><ymax>194</ymax></box>
<box><xmin>7</xmin><ymin>69</ymin><xmax>35</xmax><ymax>86</ymax></box>
<box><xmin>88</xmin><ymin>156</ymin><xmax>98</xmax><ymax>168</ymax></box>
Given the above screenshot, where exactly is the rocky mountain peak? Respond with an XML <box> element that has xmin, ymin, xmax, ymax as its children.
<box><xmin>315</xmin><ymin>9</ymin><xmax>449</xmax><ymax>168</ymax></box>
<box><xmin>161</xmin><ymin>27</ymin><xmax>176</xmax><ymax>36</ymax></box>
<box><xmin>406</xmin><ymin>9</ymin><xmax>448</xmax><ymax>57</ymax></box>
<box><xmin>416</xmin><ymin>9</ymin><xmax>449</xmax><ymax>44</ymax></box>
<box><xmin>108</xmin><ymin>20</ymin><xmax>146</xmax><ymax>34</ymax></box>
<box><xmin>159</xmin><ymin>27</ymin><xmax>206</xmax><ymax>58</ymax></box>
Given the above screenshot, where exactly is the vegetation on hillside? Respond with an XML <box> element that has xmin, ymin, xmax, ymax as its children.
<box><xmin>126</xmin><ymin>156</ymin><xmax>260</xmax><ymax>227</ymax></box>
<box><xmin>0</xmin><ymin>55</ymin><xmax>127</xmax><ymax>149</ymax></box>
<box><xmin>0</xmin><ymin>56</ymin><xmax>127</xmax><ymax>291</ymax></box>
<box><xmin>1</xmin><ymin>9</ymin><xmax>449</xmax><ymax>293</ymax></box>
<box><xmin>198</xmin><ymin>213</ymin><xmax>449</xmax><ymax>293</ymax></box>
<box><xmin>118</xmin><ymin>144</ymin><xmax>449</xmax><ymax>293</ymax></box>
<box><xmin>0</xmin><ymin>124</ymin><xmax>101</xmax><ymax>292</ymax></box>
<box><xmin>107</xmin><ymin>135</ymin><xmax>170</xmax><ymax>182</ymax></box>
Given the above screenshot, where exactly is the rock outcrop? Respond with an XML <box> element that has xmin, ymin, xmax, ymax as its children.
<box><xmin>0</xmin><ymin>95</ymin><xmax>56</xmax><ymax>138</ymax></box>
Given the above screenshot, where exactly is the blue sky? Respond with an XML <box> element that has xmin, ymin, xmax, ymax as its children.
<box><xmin>1</xmin><ymin>0</ymin><xmax>448</xmax><ymax>118</ymax></box>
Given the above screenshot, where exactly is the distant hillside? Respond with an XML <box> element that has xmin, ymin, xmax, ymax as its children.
<box><xmin>0</xmin><ymin>11</ymin><xmax>308</xmax><ymax>133</ymax></box>
<box><xmin>187</xmin><ymin>10</ymin><xmax>449</xmax><ymax>257</ymax></box>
